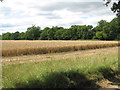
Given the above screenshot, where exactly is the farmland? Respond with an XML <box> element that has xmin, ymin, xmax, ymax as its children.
<box><xmin>2</xmin><ymin>40</ymin><xmax>120</xmax><ymax>88</ymax></box>
<box><xmin>1</xmin><ymin>0</ymin><xmax>120</xmax><ymax>88</ymax></box>
<box><xmin>2</xmin><ymin>40</ymin><xmax>118</xmax><ymax>50</ymax></box>
<box><xmin>2</xmin><ymin>40</ymin><xmax>119</xmax><ymax>57</ymax></box>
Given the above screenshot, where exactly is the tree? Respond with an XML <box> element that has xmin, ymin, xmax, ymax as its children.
<box><xmin>109</xmin><ymin>17</ymin><xmax>119</xmax><ymax>40</ymax></box>
<box><xmin>12</xmin><ymin>31</ymin><xmax>21</xmax><ymax>40</ymax></box>
<box><xmin>39</xmin><ymin>30</ymin><xmax>48</xmax><ymax>40</ymax></box>
<box><xmin>105</xmin><ymin>0</ymin><xmax>120</xmax><ymax>40</ymax></box>
<box><xmin>25</xmin><ymin>25</ymin><xmax>41</xmax><ymax>40</ymax></box>
<box><xmin>47</xmin><ymin>28</ymin><xmax>56</xmax><ymax>40</ymax></box>
<box><xmin>19</xmin><ymin>32</ymin><xmax>25</xmax><ymax>40</ymax></box>
<box><xmin>1</xmin><ymin>17</ymin><xmax>119</xmax><ymax>40</ymax></box>
<box><xmin>0</xmin><ymin>35</ymin><xmax>1</xmax><ymax>40</ymax></box>
<box><xmin>55</xmin><ymin>29</ymin><xmax>64</xmax><ymax>40</ymax></box>
<box><xmin>105</xmin><ymin>0</ymin><xmax>120</xmax><ymax>16</ymax></box>
<box><xmin>77</xmin><ymin>25</ymin><xmax>92</xmax><ymax>40</ymax></box>
<box><xmin>96</xmin><ymin>31</ymin><xmax>104</xmax><ymax>40</ymax></box>
<box><xmin>70</xmin><ymin>25</ymin><xmax>78</xmax><ymax>40</ymax></box>
<box><xmin>2</xmin><ymin>32</ymin><xmax>13</xmax><ymax>40</ymax></box>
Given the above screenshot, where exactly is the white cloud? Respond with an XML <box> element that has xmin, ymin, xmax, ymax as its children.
<box><xmin>0</xmin><ymin>0</ymin><xmax>116</xmax><ymax>34</ymax></box>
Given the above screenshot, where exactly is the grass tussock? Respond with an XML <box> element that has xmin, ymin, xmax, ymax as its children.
<box><xmin>2</xmin><ymin>43</ymin><xmax>119</xmax><ymax>57</ymax></box>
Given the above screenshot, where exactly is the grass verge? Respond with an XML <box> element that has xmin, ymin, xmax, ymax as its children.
<box><xmin>2</xmin><ymin>49</ymin><xmax>119</xmax><ymax>88</ymax></box>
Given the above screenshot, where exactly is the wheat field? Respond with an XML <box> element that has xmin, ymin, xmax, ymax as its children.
<box><xmin>2</xmin><ymin>40</ymin><xmax>119</xmax><ymax>88</ymax></box>
<box><xmin>2</xmin><ymin>40</ymin><xmax>119</xmax><ymax>56</ymax></box>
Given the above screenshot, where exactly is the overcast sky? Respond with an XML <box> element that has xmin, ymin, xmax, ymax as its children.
<box><xmin>0</xmin><ymin>0</ymin><xmax>116</xmax><ymax>35</ymax></box>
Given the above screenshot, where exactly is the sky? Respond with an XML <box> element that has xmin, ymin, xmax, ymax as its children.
<box><xmin>0</xmin><ymin>0</ymin><xmax>117</xmax><ymax>35</ymax></box>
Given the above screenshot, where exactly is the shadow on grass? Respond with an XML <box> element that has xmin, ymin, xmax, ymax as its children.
<box><xmin>15</xmin><ymin>70</ymin><xmax>100</xmax><ymax>89</ymax></box>
<box><xmin>14</xmin><ymin>67</ymin><xmax>119</xmax><ymax>88</ymax></box>
<box><xmin>98</xmin><ymin>67</ymin><xmax>120</xmax><ymax>87</ymax></box>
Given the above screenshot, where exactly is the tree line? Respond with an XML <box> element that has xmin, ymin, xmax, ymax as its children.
<box><xmin>2</xmin><ymin>17</ymin><xmax>120</xmax><ymax>40</ymax></box>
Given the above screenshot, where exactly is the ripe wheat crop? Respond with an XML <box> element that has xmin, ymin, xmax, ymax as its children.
<box><xmin>2</xmin><ymin>40</ymin><xmax>119</xmax><ymax>57</ymax></box>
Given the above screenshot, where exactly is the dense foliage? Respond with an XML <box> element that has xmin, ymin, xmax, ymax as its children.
<box><xmin>105</xmin><ymin>0</ymin><xmax>120</xmax><ymax>16</ymax></box>
<box><xmin>2</xmin><ymin>17</ymin><xmax>120</xmax><ymax>40</ymax></box>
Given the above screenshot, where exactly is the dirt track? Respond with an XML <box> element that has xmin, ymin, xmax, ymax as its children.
<box><xmin>2</xmin><ymin>47</ymin><xmax>118</xmax><ymax>65</ymax></box>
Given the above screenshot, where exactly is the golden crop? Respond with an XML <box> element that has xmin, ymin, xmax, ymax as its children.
<box><xmin>2</xmin><ymin>40</ymin><xmax>119</xmax><ymax>57</ymax></box>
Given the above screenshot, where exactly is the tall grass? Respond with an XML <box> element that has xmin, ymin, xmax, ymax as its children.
<box><xmin>2</xmin><ymin>43</ymin><xmax>119</xmax><ymax>57</ymax></box>
<box><xmin>2</xmin><ymin>49</ymin><xmax>119</xmax><ymax>88</ymax></box>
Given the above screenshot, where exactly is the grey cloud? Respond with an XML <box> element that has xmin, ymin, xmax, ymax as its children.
<box><xmin>37</xmin><ymin>12</ymin><xmax>62</xmax><ymax>19</ymax></box>
<box><xmin>32</xmin><ymin>2</ymin><xmax>113</xmax><ymax>16</ymax></box>
<box><xmin>69</xmin><ymin>21</ymin><xmax>83</xmax><ymax>25</ymax></box>
<box><xmin>0</xmin><ymin>6</ymin><xmax>12</xmax><ymax>16</ymax></box>
<box><xmin>0</xmin><ymin>6</ymin><xmax>26</xmax><ymax>19</ymax></box>
<box><xmin>47</xmin><ymin>16</ymin><xmax>62</xmax><ymax>19</ymax></box>
<box><xmin>0</xmin><ymin>24</ymin><xmax>19</xmax><ymax>28</ymax></box>
<box><xmin>37</xmin><ymin>12</ymin><xmax>53</xmax><ymax>16</ymax></box>
<box><xmin>34</xmin><ymin>2</ymin><xmax>103</xmax><ymax>11</ymax></box>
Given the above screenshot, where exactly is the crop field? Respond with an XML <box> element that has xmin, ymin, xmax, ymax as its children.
<box><xmin>2</xmin><ymin>40</ymin><xmax>119</xmax><ymax>57</ymax></box>
<box><xmin>2</xmin><ymin>40</ymin><xmax>120</xmax><ymax>88</ymax></box>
